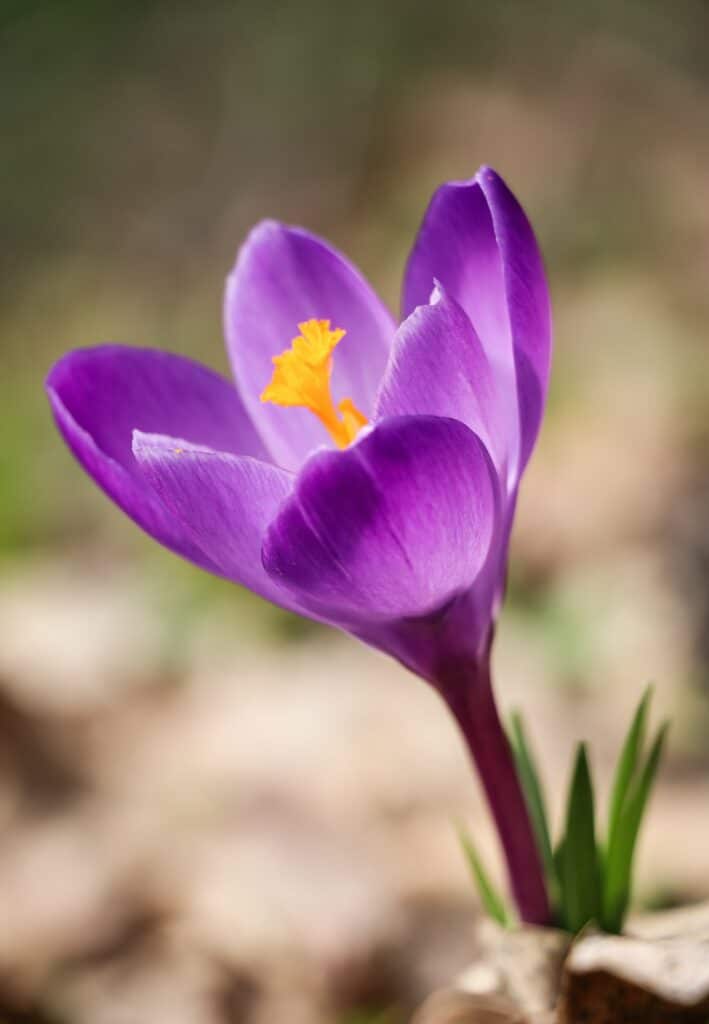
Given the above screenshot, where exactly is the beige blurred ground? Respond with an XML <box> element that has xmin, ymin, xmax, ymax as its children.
<box><xmin>3</xmin><ymin>3</ymin><xmax>709</xmax><ymax>1022</ymax></box>
<box><xmin>0</xmin><ymin>557</ymin><xmax>706</xmax><ymax>1024</ymax></box>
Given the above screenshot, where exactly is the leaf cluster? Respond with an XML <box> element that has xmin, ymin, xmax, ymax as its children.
<box><xmin>459</xmin><ymin>687</ymin><xmax>668</xmax><ymax>934</ymax></box>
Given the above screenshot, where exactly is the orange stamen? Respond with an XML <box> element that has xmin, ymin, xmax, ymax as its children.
<box><xmin>260</xmin><ymin>319</ymin><xmax>368</xmax><ymax>448</ymax></box>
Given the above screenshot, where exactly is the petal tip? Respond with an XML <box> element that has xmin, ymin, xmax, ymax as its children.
<box><xmin>226</xmin><ymin>218</ymin><xmax>287</xmax><ymax>281</ymax></box>
<box><xmin>475</xmin><ymin>163</ymin><xmax>500</xmax><ymax>183</ymax></box>
<box><xmin>46</xmin><ymin>344</ymin><xmax>140</xmax><ymax>394</ymax></box>
<box><xmin>45</xmin><ymin>347</ymin><xmax>87</xmax><ymax>394</ymax></box>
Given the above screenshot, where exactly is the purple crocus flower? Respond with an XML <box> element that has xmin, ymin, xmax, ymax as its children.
<box><xmin>47</xmin><ymin>166</ymin><xmax>552</xmax><ymax>924</ymax></box>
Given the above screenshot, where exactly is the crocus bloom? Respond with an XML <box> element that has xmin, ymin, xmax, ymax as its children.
<box><xmin>47</xmin><ymin>166</ymin><xmax>552</xmax><ymax>924</ymax></box>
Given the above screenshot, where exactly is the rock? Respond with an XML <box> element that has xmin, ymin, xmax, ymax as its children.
<box><xmin>559</xmin><ymin>910</ymin><xmax>709</xmax><ymax>1023</ymax></box>
<box><xmin>460</xmin><ymin>921</ymin><xmax>570</xmax><ymax>1012</ymax></box>
<box><xmin>415</xmin><ymin>905</ymin><xmax>709</xmax><ymax>1023</ymax></box>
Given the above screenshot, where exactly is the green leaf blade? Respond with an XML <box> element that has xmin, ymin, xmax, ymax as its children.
<box><xmin>458</xmin><ymin>824</ymin><xmax>512</xmax><ymax>927</ymax></box>
<box><xmin>509</xmin><ymin>712</ymin><xmax>557</xmax><ymax>907</ymax></box>
<box><xmin>606</xmin><ymin>686</ymin><xmax>652</xmax><ymax>858</ymax></box>
<box><xmin>557</xmin><ymin>743</ymin><xmax>602</xmax><ymax>934</ymax></box>
<box><xmin>602</xmin><ymin>721</ymin><xmax>669</xmax><ymax>933</ymax></box>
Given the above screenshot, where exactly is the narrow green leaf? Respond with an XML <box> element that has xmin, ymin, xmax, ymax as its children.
<box><xmin>557</xmin><ymin>743</ymin><xmax>601</xmax><ymax>933</ymax></box>
<box><xmin>602</xmin><ymin>721</ymin><xmax>669</xmax><ymax>933</ymax></box>
<box><xmin>457</xmin><ymin>824</ymin><xmax>512</xmax><ymax>927</ymax></box>
<box><xmin>606</xmin><ymin>686</ymin><xmax>652</xmax><ymax>858</ymax></box>
<box><xmin>509</xmin><ymin>711</ymin><xmax>556</xmax><ymax>894</ymax></box>
<box><xmin>554</xmin><ymin>837</ymin><xmax>565</xmax><ymax>882</ymax></box>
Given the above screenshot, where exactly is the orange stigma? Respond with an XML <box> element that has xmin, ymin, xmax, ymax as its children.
<box><xmin>260</xmin><ymin>319</ymin><xmax>368</xmax><ymax>448</ymax></box>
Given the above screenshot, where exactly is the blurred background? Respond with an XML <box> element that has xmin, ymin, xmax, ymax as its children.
<box><xmin>2</xmin><ymin>1</ymin><xmax>709</xmax><ymax>1021</ymax></box>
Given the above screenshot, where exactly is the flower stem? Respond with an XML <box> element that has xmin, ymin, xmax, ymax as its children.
<box><xmin>439</xmin><ymin>659</ymin><xmax>551</xmax><ymax>926</ymax></box>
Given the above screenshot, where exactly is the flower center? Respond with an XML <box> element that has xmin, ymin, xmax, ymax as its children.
<box><xmin>260</xmin><ymin>319</ymin><xmax>368</xmax><ymax>448</ymax></box>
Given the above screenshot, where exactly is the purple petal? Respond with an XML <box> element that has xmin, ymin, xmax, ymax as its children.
<box><xmin>403</xmin><ymin>167</ymin><xmax>551</xmax><ymax>481</ymax></box>
<box><xmin>374</xmin><ymin>287</ymin><xmax>507</xmax><ymax>476</ymax></box>
<box><xmin>351</xmin><ymin>589</ymin><xmax>496</xmax><ymax>684</ymax></box>
<box><xmin>262</xmin><ymin>416</ymin><xmax>501</xmax><ymax>621</ymax></box>
<box><xmin>225</xmin><ymin>220</ymin><xmax>396</xmax><ymax>470</ymax></box>
<box><xmin>477</xmin><ymin>168</ymin><xmax>552</xmax><ymax>471</ymax></box>
<box><xmin>132</xmin><ymin>434</ymin><xmax>301</xmax><ymax>610</ymax></box>
<box><xmin>46</xmin><ymin>345</ymin><xmax>269</xmax><ymax>569</ymax></box>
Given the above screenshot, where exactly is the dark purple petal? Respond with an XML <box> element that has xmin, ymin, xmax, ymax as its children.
<box><xmin>403</xmin><ymin>167</ymin><xmax>551</xmax><ymax>481</ymax></box>
<box><xmin>349</xmin><ymin>588</ymin><xmax>497</xmax><ymax>683</ymax></box>
<box><xmin>46</xmin><ymin>345</ymin><xmax>269</xmax><ymax>569</ymax></box>
<box><xmin>262</xmin><ymin>416</ymin><xmax>500</xmax><ymax>621</ymax></box>
<box><xmin>374</xmin><ymin>286</ymin><xmax>507</xmax><ymax>476</ymax></box>
<box><xmin>225</xmin><ymin>220</ymin><xmax>395</xmax><ymax>470</ymax></box>
<box><xmin>132</xmin><ymin>433</ymin><xmax>302</xmax><ymax>610</ymax></box>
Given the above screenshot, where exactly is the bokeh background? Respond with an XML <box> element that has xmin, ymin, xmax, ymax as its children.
<box><xmin>3</xmin><ymin>1</ymin><xmax>709</xmax><ymax>1021</ymax></box>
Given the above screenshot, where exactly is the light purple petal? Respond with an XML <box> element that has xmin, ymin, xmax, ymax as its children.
<box><xmin>225</xmin><ymin>220</ymin><xmax>396</xmax><ymax>470</ymax></box>
<box><xmin>478</xmin><ymin>168</ymin><xmax>552</xmax><ymax>471</ymax></box>
<box><xmin>46</xmin><ymin>345</ymin><xmax>269</xmax><ymax>569</ymax></box>
<box><xmin>403</xmin><ymin>166</ymin><xmax>551</xmax><ymax>482</ymax></box>
<box><xmin>262</xmin><ymin>416</ymin><xmax>501</xmax><ymax>621</ymax></box>
<box><xmin>403</xmin><ymin>173</ymin><xmax>516</xmax><ymax>460</ymax></box>
<box><xmin>132</xmin><ymin>434</ymin><xmax>302</xmax><ymax>611</ymax></box>
<box><xmin>374</xmin><ymin>286</ymin><xmax>507</xmax><ymax>476</ymax></box>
